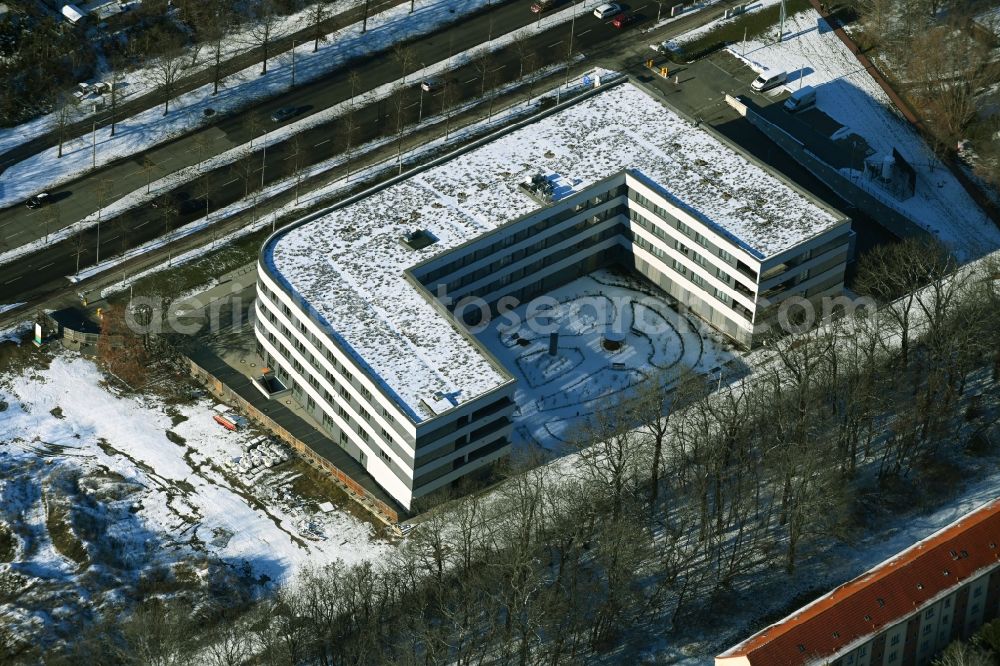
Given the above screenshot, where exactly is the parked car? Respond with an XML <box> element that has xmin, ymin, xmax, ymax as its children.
<box><xmin>270</xmin><ymin>106</ymin><xmax>298</xmax><ymax>123</ymax></box>
<box><xmin>531</xmin><ymin>0</ymin><xmax>558</xmax><ymax>12</ymax></box>
<box><xmin>593</xmin><ymin>2</ymin><xmax>621</xmax><ymax>19</ymax></box>
<box><xmin>783</xmin><ymin>85</ymin><xmax>816</xmax><ymax>112</ymax></box>
<box><xmin>611</xmin><ymin>12</ymin><xmax>638</xmax><ymax>28</ymax></box>
<box><xmin>751</xmin><ymin>68</ymin><xmax>787</xmax><ymax>92</ymax></box>
<box><xmin>25</xmin><ymin>192</ymin><xmax>50</xmax><ymax>209</ymax></box>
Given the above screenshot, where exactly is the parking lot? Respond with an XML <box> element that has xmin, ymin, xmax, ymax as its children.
<box><xmin>629</xmin><ymin>49</ymin><xmax>898</xmax><ymax>265</ymax></box>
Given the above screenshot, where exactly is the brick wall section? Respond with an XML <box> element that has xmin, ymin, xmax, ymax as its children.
<box><xmin>187</xmin><ymin>357</ymin><xmax>400</xmax><ymax>525</ymax></box>
<box><xmin>810</xmin><ymin>0</ymin><xmax>1000</xmax><ymax>229</ymax></box>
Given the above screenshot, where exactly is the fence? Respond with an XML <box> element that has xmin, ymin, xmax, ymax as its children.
<box><xmin>186</xmin><ymin>356</ymin><xmax>401</xmax><ymax>526</ymax></box>
<box><xmin>809</xmin><ymin>0</ymin><xmax>1000</xmax><ymax>229</ymax></box>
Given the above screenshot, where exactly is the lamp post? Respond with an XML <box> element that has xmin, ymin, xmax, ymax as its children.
<box><xmin>418</xmin><ymin>62</ymin><xmax>426</xmax><ymax>122</ymax></box>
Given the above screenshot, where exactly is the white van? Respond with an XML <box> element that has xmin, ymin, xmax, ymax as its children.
<box><xmin>751</xmin><ymin>69</ymin><xmax>787</xmax><ymax>92</ymax></box>
<box><xmin>783</xmin><ymin>85</ymin><xmax>816</xmax><ymax>112</ymax></box>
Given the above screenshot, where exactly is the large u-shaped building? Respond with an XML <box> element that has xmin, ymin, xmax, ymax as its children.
<box><xmin>254</xmin><ymin>78</ymin><xmax>852</xmax><ymax>511</ymax></box>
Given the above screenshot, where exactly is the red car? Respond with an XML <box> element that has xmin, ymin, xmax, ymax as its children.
<box><xmin>611</xmin><ymin>12</ymin><xmax>638</xmax><ymax>28</ymax></box>
<box><xmin>531</xmin><ymin>0</ymin><xmax>557</xmax><ymax>13</ymax></box>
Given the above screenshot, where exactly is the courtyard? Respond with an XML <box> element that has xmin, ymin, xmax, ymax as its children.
<box><xmin>476</xmin><ymin>268</ymin><xmax>744</xmax><ymax>451</ymax></box>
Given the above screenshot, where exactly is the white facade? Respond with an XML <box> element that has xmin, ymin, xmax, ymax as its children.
<box><xmin>256</xmin><ymin>80</ymin><xmax>850</xmax><ymax>511</ymax></box>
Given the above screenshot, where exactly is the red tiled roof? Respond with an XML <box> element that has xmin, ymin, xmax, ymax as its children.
<box><xmin>717</xmin><ymin>498</ymin><xmax>1000</xmax><ymax>665</ymax></box>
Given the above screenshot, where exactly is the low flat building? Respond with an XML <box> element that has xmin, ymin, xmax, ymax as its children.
<box><xmin>256</xmin><ymin>78</ymin><xmax>851</xmax><ymax>510</ymax></box>
<box><xmin>716</xmin><ymin>498</ymin><xmax>1000</xmax><ymax>666</ymax></box>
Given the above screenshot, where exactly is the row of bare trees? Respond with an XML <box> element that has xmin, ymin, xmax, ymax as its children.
<box><xmin>38</xmin><ymin>240</ymin><xmax>998</xmax><ymax>664</ymax></box>
<box><xmin>849</xmin><ymin>0</ymin><xmax>1000</xmax><ymax>177</ymax></box>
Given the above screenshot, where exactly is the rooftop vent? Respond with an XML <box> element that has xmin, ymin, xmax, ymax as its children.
<box><xmin>519</xmin><ymin>173</ymin><xmax>556</xmax><ymax>204</ymax></box>
<box><xmin>400</xmin><ymin>228</ymin><xmax>437</xmax><ymax>251</ymax></box>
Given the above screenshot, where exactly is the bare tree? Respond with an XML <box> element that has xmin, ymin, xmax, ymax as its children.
<box><xmin>141</xmin><ymin>155</ymin><xmax>156</xmax><ymax>194</ymax></box>
<box><xmin>248</xmin><ymin>0</ymin><xmax>282</xmax><ymax>76</ymax></box>
<box><xmin>54</xmin><ymin>95</ymin><xmax>77</xmax><ymax>159</ymax></box>
<box><xmin>106</xmin><ymin>62</ymin><xmax>125</xmax><ymax>137</ymax></box>
<box><xmin>151</xmin><ymin>51</ymin><xmax>184</xmax><ymax>116</ymax></box>
<box><xmin>906</xmin><ymin>23</ymin><xmax>996</xmax><ymax>149</ymax></box>
<box><xmin>340</xmin><ymin>111</ymin><xmax>358</xmax><ymax>181</ymax></box>
<box><xmin>855</xmin><ymin>237</ymin><xmax>954</xmax><ymax>367</ymax></box>
<box><xmin>287</xmin><ymin>133</ymin><xmax>305</xmax><ymax>203</ymax></box>
<box><xmin>392</xmin><ymin>84</ymin><xmax>408</xmax><ymax>174</ymax></box>
<box><xmin>472</xmin><ymin>49</ymin><xmax>496</xmax><ymax>98</ymax></box>
<box><xmin>206</xmin><ymin>13</ymin><xmax>231</xmax><ymax>96</ymax></box>
<box><xmin>230</xmin><ymin>144</ymin><xmax>258</xmax><ymax>197</ymax></box>
<box><xmin>309</xmin><ymin>0</ymin><xmax>328</xmax><ymax>52</ymax></box>
<box><xmin>392</xmin><ymin>43</ymin><xmax>415</xmax><ymax>82</ymax></box>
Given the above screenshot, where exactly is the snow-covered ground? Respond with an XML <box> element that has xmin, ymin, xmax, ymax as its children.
<box><xmin>726</xmin><ymin>9</ymin><xmax>1000</xmax><ymax>261</ymax></box>
<box><xmin>477</xmin><ymin>269</ymin><xmax>738</xmax><ymax>448</ymax></box>
<box><xmin>0</xmin><ymin>352</ymin><xmax>389</xmax><ymax>638</ymax></box>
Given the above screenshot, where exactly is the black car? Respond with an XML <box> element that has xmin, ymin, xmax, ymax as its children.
<box><xmin>25</xmin><ymin>192</ymin><xmax>50</xmax><ymax>209</ymax></box>
<box><xmin>270</xmin><ymin>107</ymin><xmax>298</xmax><ymax>123</ymax></box>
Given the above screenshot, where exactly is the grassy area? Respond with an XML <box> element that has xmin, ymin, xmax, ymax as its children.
<box><xmin>0</xmin><ymin>523</ymin><xmax>15</xmax><ymax>563</ymax></box>
<box><xmin>119</xmin><ymin>230</ymin><xmax>269</xmax><ymax>307</ymax></box>
<box><xmin>289</xmin><ymin>458</ymin><xmax>388</xmax><ymax>533</ymax></box>
<box><xmin>44</xmin><ymin>497</ymin><xmax>88</xmax><ymax>566</ymax></box>
<box><xmin>680</xmin><ymin>0</ymin><xmax>813</xmax><ymax>60</ymax></box>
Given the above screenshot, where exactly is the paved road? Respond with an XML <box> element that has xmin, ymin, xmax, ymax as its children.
<box><xmin>0</xmin><ymin>0</ymin><xmax>749</xmax><ymax>309</ymax></box>
<box><xmin>642</xmin><ymin>49</ymin><xmax>898</xmax><ymax>262</ymax></box>
<box><xmin>0</xmin><ymin>0</ymin><xmax>408</xmax><ymax>175</ymax></box>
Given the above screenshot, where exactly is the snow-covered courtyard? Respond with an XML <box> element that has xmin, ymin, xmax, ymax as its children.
<box><xmin>477</xmin><ymin>269</ymin><xmax>739</xmax><ymax>450</ymax></box>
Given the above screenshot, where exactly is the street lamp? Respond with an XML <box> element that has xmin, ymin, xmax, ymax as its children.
<box><xmin>418</xmin><ymin>62</ymin><xmax>426</xmax><ymax>123</ymax></box>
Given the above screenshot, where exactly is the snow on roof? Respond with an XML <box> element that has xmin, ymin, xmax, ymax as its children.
<box><xmin>716</xmin><ymin>497</ymin><xmax>1000</xmax><ymax>664</ymax></box>
<box><xmin>265</xmin><ymin>81</ymin><xmax>840</xmax><ymax>423</ymax></box>
<box><xmin>61</xmin><ymin>3</ymin><xmax>86</xmax><ymax>23</ymax></box>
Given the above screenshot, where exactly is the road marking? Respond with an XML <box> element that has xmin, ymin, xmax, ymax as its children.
<box><xmin>222</xmin><ymin>178</ymin><xmax>239</xmax><ymax>187</ymax></box>
<box><xmin>136</xmin><ymin>220</ymin><xmax>150</xmax><ymax>228</ymax></box>
<box><xmin>405</xmin><ymin>102</ymin><xmax>419</xmax><ymax>109</ymax></box>
<box><xmin>39</xmin><ymin>262</ymin><xmax>54</xmax><ymax>270</ymax></box>
<box><xmin>314</xmin><ymin>138</ymin><xmax>331</xmax><ymax>147</ymax></box>
<box><xmin>8</xmin><ymin>230</ymin><xmax>22</xmax><ymax>238</ymax></box>
<box><xmin>3</xmin><ymin>277</ymin><xmax>20</xmax><ymax>284</ymax></box>
<box><xmin>463</xmin><ymin>76</ymin><xmax>478</xmax><ymax>83</ymax></box>
<box><xmin>636</xmin><ymin>3</ymin><xmax>648</xmax><ymax>10</ymax></box>
<box><xmin>577</xmin><ymin>29</ymin><xmax>591</xmax><ymax>37</ymax></box>
<box><xmin>127</xmin><ymin>169</ymin><xmax>142</xmax><ymax>177</ymax></box>
<box><xmin>548</xmin><ymin>40</ymin><xmax>564</xmax><ymax>48</ymax></box>
<box><xmin>284</xmin><ymin>153</ymin><xmax>297</xmax><ymax>160</ymax></box>
<box><xmin>490</xmin><ymin>64</ymin><xmax>507</xmax><ymax>72</ymax></box>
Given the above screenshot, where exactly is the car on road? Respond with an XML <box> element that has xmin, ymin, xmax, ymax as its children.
<box><xmin>420</xmin><ymin>77</ymin><xmax>442</xmax><ymax>93</ymax></box>
<box><xmin>270</xmin><ymin>107</ymin><xmax>298</xmax><ymax>123</ymax></box>
<box><xmin>25</xmin><ymin>192</ymin><xmax>50</xmax><ymax>209</ymax></box>
<box><xmin>593</xmin><ymin>3</ymin><xmax>621</xmax><ymax>19</ymax></box>
<box><xmin>531</xmin><ymin>0</ymin><xmax>558</xmax><ymax>12</ymax></box>
<box><xmin>611</xmin><ymin>12</ymin><xmax>638</xmax><ymax>28</ymax></box>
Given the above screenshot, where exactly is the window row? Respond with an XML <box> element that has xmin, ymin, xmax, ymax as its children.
<box><xmin>419</xmin><ymin>184</ymin><xmax>628</xmax><ymax>285</ymax></box>
<box><xmin>629</xmin><ymin>190</ymin><xmax>736</xmax><ymax>265</ymax></box>
<box><xmin>258</xmin><ymin>291</ymin><xmax>395</xmax><ymax>428</ymax></box>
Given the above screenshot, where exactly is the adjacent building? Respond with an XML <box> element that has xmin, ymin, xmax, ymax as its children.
<box><xmin>255</xmin><ymin>78</ymin><xmax>851</xmax><ymax>510</ymax></box>
<box><xmin>716</xmin><ymin>498</ymin><xmax>1000</xmax><ymax>666</ymax></box>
